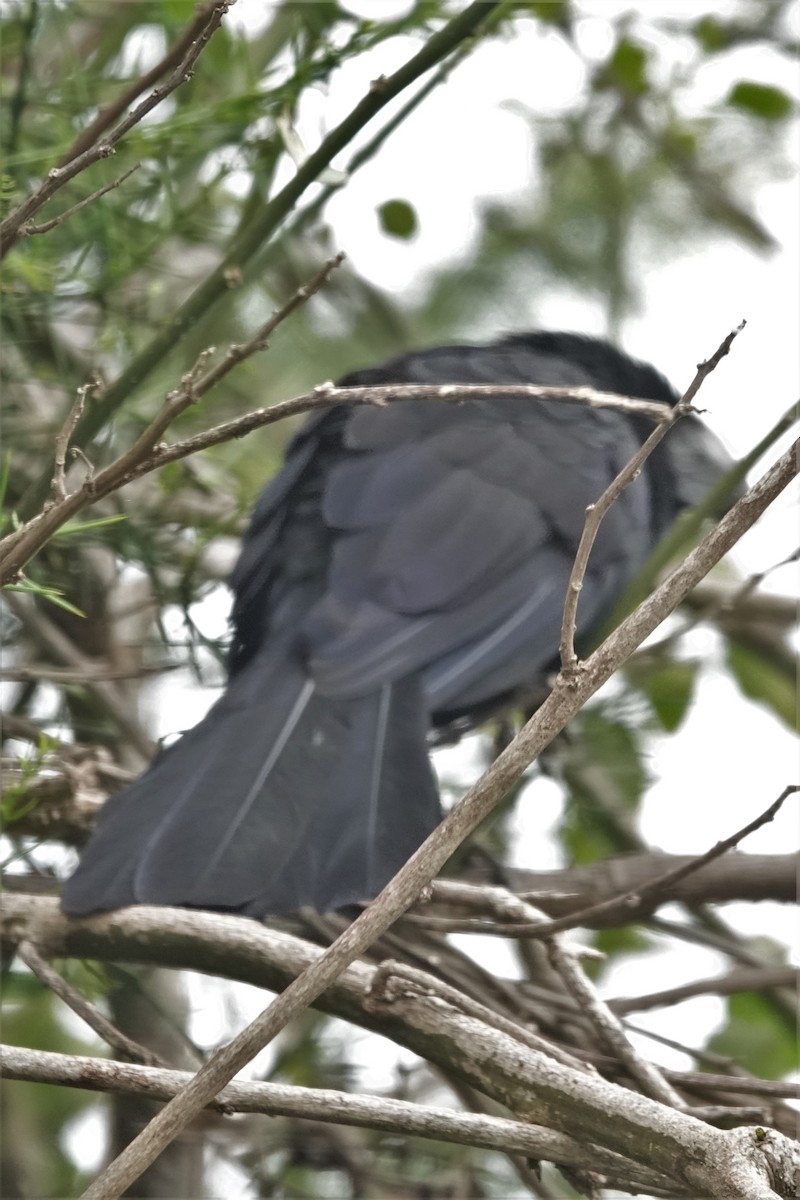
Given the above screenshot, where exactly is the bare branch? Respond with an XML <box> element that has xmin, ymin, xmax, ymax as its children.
<box><xmin>51</xmin><ymin>380</ymin><xmax>99</xmax><ymax>500</ymax></box>
<box><xmin>3</xmin><ymin>592</ymin><xmax>154</xmax><ymax>760</ymax></box>
<box><xmin>365</xmin><ymin>957</ymin><xmax>593</xmax><ymax>1075</ymax></box>
<box><xmin>0</xmin><ymin>1044</ymin><xmax>681</xmax><ymax>1197</ymax></box>
<box><xmin>143</xmin><ymin>380</ymin><xmax>672</xmax><ymax>463</ymax></box>
<box><xmin>545</xmin><ymin>936</ymin><xmax>687</xmax><ymax>1110</ymax></box>
<box><xmin>16</xmin><ymin>940</ymin><xmax>163</xmax><ymax>1068</ymax></box>
<box><xmin>668</xmin><ymin>1071</ymin><xmax>800</xmax><ymax>1102</ymax></box>
<box><xmin>4</xmin><ymin>896</ymin><xmax>796</xmax><ymax>1200</ymax></box>
<box><xmin>611</xmin><ymin>966</ymin><xmax>799</xmax><ymax>1017</ymax></box>
<box><xmin>23</xmin><ymin>165</ymin><xmax>141</xmax><ymax>237</ymax></box>
<box><xmin>56</xmin><ymin>8</ymin><xmax>224</xmax><ymax>167</ymax></box>
<box><xmin>559</xmin><ymin>321</ymin><xmax>746</xmax><ymax>671</ymax></box>
<box><xmin>17</xmin><ymin>0</ymin><xmax>508</xmax><ymax>506</ymax></box>
<box><xmin>0</xmin><ymin>252</ymin><xmax>346</xmax><ymax>584</ymax></box>
<box><xmin>508</xmin><ymin>785</ymin><xmax>798</xmax><ymax>940</ymax></box>
<box><xmin>0</xmin><ymin>376</ymin><xmax>670</xmax><ymax>588</ymax></box>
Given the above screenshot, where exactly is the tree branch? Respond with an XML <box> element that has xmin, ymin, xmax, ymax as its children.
<box><xmin>498</xmin><ymin>785</ymin><xmax>797</xmax><ymax>940</ymax></box>
<box><xmin>0</xmin><ymin>377</ymin><xmax>671</xmax><ymax>589</ymax></box>
<box><xmin>22</xmin><ymin>165</ymin><xmax>140</xmax><ymax>237</ymax></box>
<box><xmin>0</xmin><ymin>1044</ymin><xmax>681</xmax><ymax>1198</ymax></box>
<box><xmin>610</xmin><ymin>966</ymin><xmax>799</xmax><ymax>1017</ymax></box>
<box><xmin>559</xmin><ymin>321</ymin><xmax>745</xmax><ymax>670</ymax></box>
<box><xmin>0</xmin><ymin>251</ymin><xmax>346</xmax><ymax>585</ymax></box>
<box><xmin>4</xmin><ymin>896</ymin><xmax>797</xmax><ymax>1200</ymax></box>
<box><xmin>16</xmin><ymin>940</ymin><xmax>164</xmax><ymax>1068</ymax></box>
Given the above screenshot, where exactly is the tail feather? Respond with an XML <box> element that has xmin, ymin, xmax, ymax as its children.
<box><xmin>60</xmin><ymin>650</ymin><xmax>440</xmax><ymax>918</ymax></box>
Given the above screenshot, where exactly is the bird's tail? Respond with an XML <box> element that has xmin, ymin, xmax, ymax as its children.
<box><xmin>60</xmin><ymin>649</ymin><xmax>441</xmax><ymax>917</ymax></box>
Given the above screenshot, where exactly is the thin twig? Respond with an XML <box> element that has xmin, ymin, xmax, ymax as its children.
<box><xmin>51</xmin><ymin>380</ymin><xmax>99</xmax><ymax>500</ymax></box>
<box><xmin>0</xmin><ymin>378</ymin><xmax>671</xmax><ymax>588</ymax></box>
<box><xmin>667</xmin><ymin>1071</ymin><xmax>800</xmax><ymax>1101</ymax></box>
<box><xmin>76</xmin><ymin>434</ymin><xmax>800</xmax><ymax>1200</ymax></box>
<box><xmin>22</xmin><ymin>0</ymin><xmax>502</xmax><ymax>477</ymax></box>
<box><xmin>610</xmin><ymin>965</ymin><xmax>799</xmax><ymax>1016</ymax></box>
<box><xmin>56</xmin><ymin>7</ymin><xmax>222</xmax><ymax>167</ymax></box>
<box><xmin>16</xmin><ymin>940</ymin><xmax>164</xmax><ymax>1068</ymax></box>
<box><xmin>3</xmin><ymin>592</ymin><xmax>154</xmax><ymax>761</ymax></box>
<box><xmin>511</xmin><ymin>785</ymin><xmax>798</xmax><ymax>939</ymax></box>
<box><xmin>4</xmin><ymin>374</ymin><xmax>659</xmax><ymax>581</ymax></box>
<box><xmin>559</xmin><ymin>321</ymin><xmax>746</xmax><ymax>672</ymax></box>
<box><xmin>23</xmin><ymin>165</ymin><xmax>141</xmax><ymax>237</ymax></box>
<box><xmin>0</xmin><ymin>663</ymin><xmax>175</xmax><ymax>683</ymax></box>
<box><xmin>544</xmin><ymin>937</ymin><xmax>688</xmax><ymax>1110</ymax></box>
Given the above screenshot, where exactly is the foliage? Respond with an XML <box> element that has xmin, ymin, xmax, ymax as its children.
<box><xmin>0</xmin><ymin>2</ymin><xmax>797</xmax><ymax>1198</ymax></box>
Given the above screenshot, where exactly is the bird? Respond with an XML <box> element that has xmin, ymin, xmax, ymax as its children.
<box><xmin>61</xmin><ymin>331</ymin><xmax>736</xmax><ymax>919</ymax></box>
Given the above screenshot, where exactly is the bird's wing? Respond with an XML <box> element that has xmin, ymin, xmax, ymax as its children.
<box><xmin>305</xmin><ymin>394</ymin><xmax>652</xmax><ymax>712</ymax></box>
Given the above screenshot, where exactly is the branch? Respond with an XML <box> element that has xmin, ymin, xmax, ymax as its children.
<box><xmin>0</xmin><ymin>379</ymin><xmax>671</xmax><ymax>588</ymax></box>
<box><xmin>16</xmin><ymin>940</ymin><xmax>164</xmax><ymax>1068</ymax></box>
<box><xmin>3</xmin><ymin>592</ymin><xmax>154</xmax><ymax>760</ymax></box>
<box><xmin>0</xmin><ymin>2</ymin><xmax>233</xmax><ymax>257</ymax></box>
<box><xmin>502</xmin><ymin>785</ymin><xmax>798</xmax><ymax>940</ymax></box>
<box><xmin>408</xmin><ymin>850</ymin><xmax>799</xmax><ymax>934</ymax></box>
<box><xmin>76</xmin><ymin>432</ymin><xmax>798</xmax><ymax>1197</ymax></box>
<box><xmin>544</xmin><ymin>936</ymin><xmax>686</xmax><ymax>1109</ymax></box>
<box><xmin>4</xmin><ymin>896</ymin><xmax>797</xmax><ymax>1200</ymax></box>
<box><xmin>56</xmin><ymin>7</ymin><xmax>224</xmax><ymax>167</ymax></box>
<box><xmin>610</xmin><ymin>966</ymin><xmax>799</xmax><ymax>1017</ymax></box>
<box><xmin>559</xmin><ymin>321</ymin><xmax>745</xmax><ymax>671</ymax></box>
<box><xmin>0</xmin><ymin>1044</ymin><xmax>679</xmax><ymax>1197</ymax></box>
<box><xmin>22</xmin><ymin>165</ymin><xmax>141</xmax><ymax>237</ymax></box>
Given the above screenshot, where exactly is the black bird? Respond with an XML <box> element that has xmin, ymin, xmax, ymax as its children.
<box><xmin>61</xmin><ymin>332</ymin><xmax>734</xmax><ymax>919</ymax></box>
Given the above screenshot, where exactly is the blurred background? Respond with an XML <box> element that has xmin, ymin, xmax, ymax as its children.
<box><xmin>1</xmin><ymin>2</ymin><xmax>797</xmax><ymax>1197</ymax></box>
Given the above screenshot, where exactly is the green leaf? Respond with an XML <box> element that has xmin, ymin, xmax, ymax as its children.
<box><xmin>598</xmin><ymin>38</ymin><xmax>650</xmax><ymax>96</ymax></box>
<box><xmin>528</xmin><ymin>0</ymin><xmax>572</xmax><ymax>30</ymax></box>
<box><xmin>52</xmin><ymin>513</ymin><xmax>128</xmax><ymax>538</ymax></box>
<box><xmin>692</xmin><ymin>15</ymin><xmax>731</xmax><ymax>53</ymax></box>
<box><xmin>727</xmin><ymin>81</ymin><xmax>794</xmax><ymax>121</ymax></box>
<box><xmin>378</xmin><ymin>198</ymin><xmax>418</xmax><ymax>240</ymax></box>
<box><xmin>560</xmin><ymin>706</ymin><xmax>650</xmax><ymax>862</ymax></box>
<box><xmin>4</xmin><ymin>579</ymin><xmax>85</xmax><ymax>617</ymax></box>
<box><xmin>627</xmin><ymin>659</ymin><xmax>699</xmax><ymax>732</ymax></box>
<box><xmin>708</xmin><ymin>990</ymin><xmax>799</xmax><ymax>1078</ymax></box>
<box><xmin>725</xmin><ymin>638</ymin><xmax>798</xmax><ymax>732</ymax></box>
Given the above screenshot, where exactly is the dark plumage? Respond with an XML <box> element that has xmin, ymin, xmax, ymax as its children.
<box><xmin>61</xmin><ymin>332</ymin><xmax>735</xmax><ymax>918</ymax></box>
